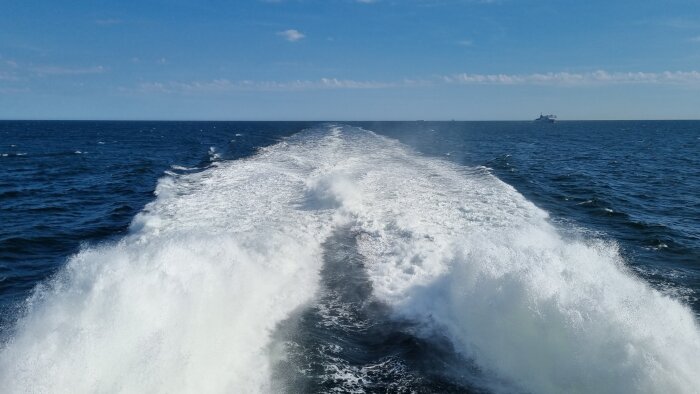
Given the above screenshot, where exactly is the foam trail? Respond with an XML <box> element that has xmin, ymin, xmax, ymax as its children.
<box><xmin>1</xmin><ymin>125</ymin><xmax>699</xmax><ymax>394</ymax></box>
<box><xmin>311</xmin><ymin>127</ymin><xmax>700</xmax><ymax>393</ymax></box>
<box><xmin>0</xmin><ymin>128</ymin><xmax>349</xmax><ymax>393</ymax></box>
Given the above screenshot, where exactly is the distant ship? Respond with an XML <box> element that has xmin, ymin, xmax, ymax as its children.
<box><xmin>535</xmin><ymin>113</ymin><xmax>557</xmax><ymax>123</ymax></box>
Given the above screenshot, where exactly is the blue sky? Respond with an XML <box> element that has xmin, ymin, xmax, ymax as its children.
<box><xmin>1</xmin><ymin>0</ymin><xmax>700</xmax><ymax>120</ymax></box>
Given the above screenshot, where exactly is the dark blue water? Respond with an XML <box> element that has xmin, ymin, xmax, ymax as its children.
<box><xmin>1</xmin><ymin>120</ymin><xmax>698</xmax><ymax>392</ymax></box>
<box><xmin>0</xmin><ymin>121</ymin><xmax>313</xmax><ymax>322</ymax></box>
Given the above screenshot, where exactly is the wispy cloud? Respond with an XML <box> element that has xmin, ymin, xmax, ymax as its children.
<box><xmin>690</xmin><ymin>36</ymin><xmax>700</xmax><ymax>43</ymax></box>
<box><xmin>127</xmin><ymin>69</ymin><xmax>700</xmax><ymax>95</ymax></box>
<box><xmin>443</xmin><ymin>70</ymin><xmax>700</xmax><ymax>86</ymax></box>
<box><xmin>0</xmin><ymin>71</ymin><xmax>18</xmax><ymax>81</ymax></box>
<box><xmin>278</xmin><ymin>29</ymin><xmax>305</xmax><ymax>42</ymax></box>
<box><xmin>0</xmin><ymin>60</ymin><xmax>108</xmax><ymax>81</ymax></box>
<box><xmin>0</xmin><ymin>87</ymin><xmax>29</xmax><ymax>94</ymax></box>
<box><xmin>94</xmin><ymin>18</ymin><xmax>123</xmax><ymax>26</ymax></box>
<box><xmin>0</xmin><ymin>58</ymin><xmax>19</xmax><ymax>81</ymax></box>
<box><xmin>33</xmin><ymin>65</ymin><xmax>106</xmax><ymax>76</ymax></box>
<box><xmin>133</xmin><ymin>77</ymin><xmax>408</xmax><ymax>94</ymax></box>
<box><xmin>457</xmin><ymin>39</ymin><xmax>473</xmax><ymax>46</ymax></box>
<box><xmin>0</xmin><ymin>60</ymin><xmax>24</xmax><ymax>90</ymax></box>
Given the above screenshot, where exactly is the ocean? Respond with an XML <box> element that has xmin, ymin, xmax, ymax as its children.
<box><xmin>0</xmin><ymin>121</ymin><xmax>698</xmax><ymax>393</ymax></box>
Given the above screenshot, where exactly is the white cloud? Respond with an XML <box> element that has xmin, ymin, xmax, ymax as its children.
<box><xmin>278</xmin><ymin>29</ymin><xmax>305</xmax><ymax>42</ymax></box>
<box><xmin>458</xmin><ymin>39</ymin><xmax>473</xmax><ymax>46</ymax></box>
<box><xmin>443</xmin><ymin>70</ymin><xmax>700</xmax><ymax>86</ymax></box>
<box><xmin>129</xmin><ymin>69</ymin><xmax>700</xmax><ymax>95</ymax></box>
<box><xmin>690</xmin><ymin>36</ymin><xmax>700</xmax><ymax>43</ymax></box>
<box><xmin>33</xmin><ymin>65</ymin><xmax>106</xmax><ymax>76</ymax></box>
<box><xmin>1</xmin><ymin>59</ymin><xmax>110</xmax><ymax>81</ymax></box>
<box><xmin>318</xmin><ymin>78</ymin><xmax>396</xmax><ymax>88</ymax></box>
<box><xmin>135</xmin><ymin>77</ymin><xmax>401</xmax><ymax>93</ymax></box>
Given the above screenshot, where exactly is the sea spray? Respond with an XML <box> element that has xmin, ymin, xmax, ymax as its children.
<box><xmin>318</xmin><ymin>127</ymin><xmax>700</xmax><ymax>393</ymax></box>
<box><xmin>1</xmin><ymin>125</ymin><xmax>698</xmax><ymax>393</ymax></box>
<box><xmin>0</xmin><ymin>129</ymin><xmax>348</xmax><ymax>393</ymax></box>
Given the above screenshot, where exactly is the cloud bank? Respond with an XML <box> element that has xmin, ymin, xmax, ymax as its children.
<box><xmin>443</xmin><ymin>70</ymin><xmax>700</xmax><ymax>86</ymax></box>
<box><xmin>128</xmin><ymin>70</ymin><xmax>700</xmax><ymax>94</ymax></box>
<box><xmin>134</xmin><ymin>78</ymin><xmax>408</xmax><ymax>93</ymax></box>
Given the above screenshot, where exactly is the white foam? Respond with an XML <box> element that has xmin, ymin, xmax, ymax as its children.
<box><xmin>207</xmin><ymin>146</ymin><xmax>221</xmax><ymax>161</ymax></box>
<box><xmin>306</xmin><ymin>127</ymin><xmax>700</xmax><ymax>393</ymax></box>
<box><xmin>170</xmin><ymin>165</ymin><xmax>200</xmax><ymax>171</ymax></box>
<box><xmin>1</xmin><ymin>125</ymin><xmax>698</xmax><ymax>394</ymax></box>
<box><xmin>0</xmin><ymin>128</ymin><xmax>352</xmax><ymax>393</ymax></box>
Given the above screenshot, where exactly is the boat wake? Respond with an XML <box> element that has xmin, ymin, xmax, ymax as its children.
<box><xmin>1</xmin><ymin>125</ymin><xmax>698</xmax><ymax>393</ymax></box>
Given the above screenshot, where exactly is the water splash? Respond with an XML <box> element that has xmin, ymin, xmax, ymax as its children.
<box><xmin>1</xmin><ymin>125</ymin><xmax>698</xmax><ymax>393</ymax></box>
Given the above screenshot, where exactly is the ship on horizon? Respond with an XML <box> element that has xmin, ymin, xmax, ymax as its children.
<box><xmin>535</xmin><ymin>113</ymin><xmax>557</xmax><ymax>123</ymax></box>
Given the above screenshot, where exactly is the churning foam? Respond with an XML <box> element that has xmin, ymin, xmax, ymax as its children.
<box><xmin>0</xmin><ymin>128</ymin><xmax>347</xmax><ymax>393</ymax></box>
<box><xmin>1</xmin><ymin>125</ymin><xmax>698</xmax><ymax>393</ymax></box>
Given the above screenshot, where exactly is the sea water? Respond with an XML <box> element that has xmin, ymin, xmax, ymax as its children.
<box><xmin>0</xmin><ymin>121</ymin><xmax>698</xmax><ymax>393</ymax></box>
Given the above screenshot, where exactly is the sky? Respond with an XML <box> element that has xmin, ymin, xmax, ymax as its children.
<box><xmin>1</xmin><ymin>0</ymin><xmax>700</xmax><ymax>120</ymax></box>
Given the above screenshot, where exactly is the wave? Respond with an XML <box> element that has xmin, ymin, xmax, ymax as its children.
<box><xmin>1</xmin><ymin>125</ymin><xmax>698</xmax><ymax>393</ymax></box>
<box><xmin>0</xmin><ymin>128</ymin><xmax>343</xmax><ymax>392</ymax></box>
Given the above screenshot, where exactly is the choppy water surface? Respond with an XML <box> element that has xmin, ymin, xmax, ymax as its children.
<box><xmin>0</xmin><ymin>121</ymin><xmax>698</xmax><ymax>393</ymax></box>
